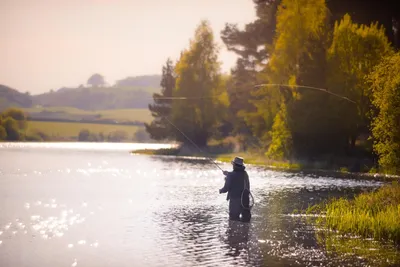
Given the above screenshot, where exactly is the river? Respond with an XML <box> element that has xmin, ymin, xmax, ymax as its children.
<box><xmin>0</xmin><ymin>142</ymin><xmax>398</xmax><ymax>267</ymax></box>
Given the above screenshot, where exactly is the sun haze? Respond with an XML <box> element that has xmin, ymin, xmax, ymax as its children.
<box><xmin>0</xmin><ymin>0</ymin><xmax>256</xmax><ymax>94</ymax></box>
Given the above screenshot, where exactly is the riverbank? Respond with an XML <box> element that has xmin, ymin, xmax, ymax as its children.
<box><xmin>130</xmin><ymin>147</ymin><xmax>399</xmax><ymax>180</ymax></box>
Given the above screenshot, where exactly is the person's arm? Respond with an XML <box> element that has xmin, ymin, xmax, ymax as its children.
<box><xmin>219</xmin><ymin>173</ymin><xmax>231</xmax><ymax>193</ymax></box>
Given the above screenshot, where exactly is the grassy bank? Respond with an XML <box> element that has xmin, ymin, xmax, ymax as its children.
<box><xmin>308</xmin><ymin>182</ymin><xmax>400</xmax><ymax>245</ymax></box>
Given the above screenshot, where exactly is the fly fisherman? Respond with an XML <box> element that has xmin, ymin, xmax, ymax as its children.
<box><xmin>219</xmin><ymin>157</ymin><xmax>251</xmax><ymax>222</ymax></box>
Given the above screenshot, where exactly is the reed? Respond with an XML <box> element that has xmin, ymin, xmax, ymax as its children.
<box><xmin>310</xmin><ymin>182</ymin><xmax>400</xmax><ymax>245</ymax></box>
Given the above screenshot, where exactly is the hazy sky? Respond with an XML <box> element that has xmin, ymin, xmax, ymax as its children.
<box><xmin>1</xmin><ymin>0</ymin><xmax>256</xmax><ymax>94</ymax></box>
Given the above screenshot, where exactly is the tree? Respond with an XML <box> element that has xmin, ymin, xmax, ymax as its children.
<box><xmin>2</xmin><ymin>117</ymin><xmax>22</xmax><ymax>141</ymax></box>
<box><xmin>107</xmin><ymin>130</ymin><xmax>127</xmax><ymax>142</ymax></box>
<box><xmin>134</xmin><ymin>129</ymin><xmax>151</xmax><ymax>142</ymax></box>
<box><xmin>0</xmin><ymin>125</ymin><xmax>7</xmax><ymax>140</ymax></box>
<box><xmin>145</xmin><ymin>58</ymin><xmax>175</xmax><ymax>140</ymax></box>
<box><xmin>327</xmin><ymin>14</ymin><xmax>393</xmax><ymax>152</ymax></box>
<box><xmin>221</xmin><ymin>0</ymin><xmax>281</xmax><ymax>140</ymax></box>
<box><xmin>171</xmin><ymin>20</ymin><xmax>224</xmax><ymax>147</ymax></box>
<box><xmin>369</xmin><ymin>52</ymin><xmax>400</xmax><ymax>174</ymax></box>
<box><xmin>78</xmin><ymin>129</ymin><xmax>90</xmax><ymax>141</ymax></box>
<box><xmin>249</xmin><ymin>0</ymin><xmax>331</xmax><ymax>159</ymax></box>
<box><xmin>326</xmin><ymin>0</ymin><xmax>400</xmax><ymax>50</ymax></box>
<box><xmin>1</xmin><ymin>108</ymin><xmax>28</xmax><ymax>130</ymax></box>
<box><xmin>87</xmin><ymin>73</ymin><xmax>105</xmax><ymax>87</ymax></box>
<box><xmin>266</xmin><ymin>103</ymin><xmax>292</xmax><ymax>160</ymax></box>
<box><xmin>221</xmin><ymin>0</ymin><xmax>280</xmax><ymax>65</ymax></box>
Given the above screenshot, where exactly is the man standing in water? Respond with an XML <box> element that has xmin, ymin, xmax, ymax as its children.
<box><xmin>219</xmin><ymin>157</ymin><xmax>251</xmax><ymax>222</ymax></box>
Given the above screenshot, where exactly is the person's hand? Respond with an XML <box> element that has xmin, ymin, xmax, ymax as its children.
<box><xmin>222</xmin><ymin>170</ymin><xmax>229</xmax><ymax>176</ymax></box>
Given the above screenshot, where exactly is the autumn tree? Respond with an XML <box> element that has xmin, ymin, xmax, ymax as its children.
<box><xmin>249</xmin><ymin>0</ymin><xmax>331</xmax><ymax>159</ymax></box>
<box><xmin>369</xmin><ymin>52</ymin><xmax>400</xmax><ymax>174</ymax></box>
<box><xmin>327</xmin><ymin>14</ymin><xmax>393</xmax><ymax>152</ymax></box>
<box><xmin>326</xmin><ymin>0</ymin><xmax>400</xmax><ymax>50</ymax></box>
<box><xmin>145</xmin><ymin>58</ymin><xmax>175</xmax><ymax>140</ymax></box>
<box><xmin>171</xmin><ymin>20</ymin><xmax>225</xmax><ymax>147</ymax></box>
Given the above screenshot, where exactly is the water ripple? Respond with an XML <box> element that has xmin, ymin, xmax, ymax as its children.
<box><xmin>0</xmin><ymin>144</ymin><xmax>396</xmax><ymax>267</ymax></box>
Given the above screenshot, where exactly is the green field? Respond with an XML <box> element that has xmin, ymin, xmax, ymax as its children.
<box><xmin>21</xmin><ymin>107</ymin><xmax>153</xmax><ymax>123</ymax></box>
<box><xmin>27</xmin><ymin>121</ymin><xmax>141</xmax><ymax>139</ymax></box>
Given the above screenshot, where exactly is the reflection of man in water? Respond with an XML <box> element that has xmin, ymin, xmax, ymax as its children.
<box><xmin>219</xmin><ymin>157</ymin><xmax>251</xmax><ymax>222</ymax></box>
<box><xmin>225</xmin><ymin>220</ymin><xmax>250</xmax><ymax>257</ymax></box>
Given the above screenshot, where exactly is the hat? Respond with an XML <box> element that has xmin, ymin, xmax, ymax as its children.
<box><xmin>231</xmin><ymin>156</ymin><xmax>245</xmax><ymax>167</ymax></box>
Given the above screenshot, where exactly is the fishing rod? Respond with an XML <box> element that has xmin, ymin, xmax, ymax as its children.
<box><xmin>163</xmin><ymin>116</ymin><xmax>255</xmax><ymax>210</ymax></box>
<box><xmin>151</xmin><ymin>83</ymin><xmax>356</xmax><ymax>104</ymax></box>
<box><xmin>148</xmin><ymin>82</ymin><xmax>356</xmax><ymax>212</ymax></box>
<box><xmin>163</xmin><ymin>116</ymin><xmax>224</xmax><ymax>172</ymax></box>
<box><xmin>254</xmin><ymin>83</ymin><xmax>357</xmax><ymax>104</ymax></box>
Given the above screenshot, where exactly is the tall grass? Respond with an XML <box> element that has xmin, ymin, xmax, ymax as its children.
<box><xmin>310</xmin><ymin>182</ymin><xmax>400</xmax><ymax>245</ymax></box>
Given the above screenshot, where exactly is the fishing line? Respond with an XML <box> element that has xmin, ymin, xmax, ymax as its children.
<box><xmin>163</xmin><ymin>116</ymin><xmax>224</xmax><ymax>172</ymax></box>
<box><xmin>151</xmin><ymin>82</ymin><xmax>355</xmax><ymax>212</ymax></box>
<box><xmin>163</xmin><ymin>117</ymin><xmax>255</xmax><ymax>211</ymax></box>
<box><xmin>151</xmin><ymin>83</ymin><xmax>357</xmax><ymax>104</ymax></box>
<box><xmin>254</xmin><ymin>83</ymin><xmax>357</xmax><ymax>104</ymax></box>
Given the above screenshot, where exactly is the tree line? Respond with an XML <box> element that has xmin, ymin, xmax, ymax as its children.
<box><xmin>0</xmin><ymin>107</ymin><xmax>152</xmax><ymax>143</ymax></box>
<box><xmin>0</xmin><ymin>108</ymin><xmax>46</xmax><ymax>141</ymax></box>
<box><xmin>145</xmin><ymin>0</ymin><xmax>400</xmax><ymax>175</ymax></box>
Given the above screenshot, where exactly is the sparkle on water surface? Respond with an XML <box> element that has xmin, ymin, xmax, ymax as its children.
<box><xmin>0</xmin><ymin>142</ymin><xmax>397</xmax><ymax>267</ymax></box>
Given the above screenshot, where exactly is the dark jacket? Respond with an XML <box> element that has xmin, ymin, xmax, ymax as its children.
<box><xmin>219</xmin><ymin>166</ymin><xmax>250</xmax><ymax>200</ymax></box>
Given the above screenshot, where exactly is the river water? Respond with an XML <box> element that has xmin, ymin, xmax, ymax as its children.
<box><xmin>0</xmin><ymin>142</ymin><xmax>398</xmax><ymax>267</ymax></box>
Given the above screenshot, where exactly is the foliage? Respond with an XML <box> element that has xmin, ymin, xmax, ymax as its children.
<box><xmin>25</xmin><ymin>130</ymin><xmax>49</xmax><ymax>141</ymax></box>
<box><xmin>1</xmin><ymin>107</ymin><xmax>28</xmax><ymax>129</ymax></box>
<box><xmin>254</xmin><ymin>0</ymin><xmax>331</xmax><ymax>158</ymax></box>
<box><xmin>266</xmin><ymin>103</ymin><xmax>292</xmax><ymax>160</ymax></box>
<box><xmin>87</xmin><ymin>73</ymin><xmax>106</xmax><ymax>87</ymax></box>
<box><xmin>2</xmin><ymin>117</ymin><xmax>23</xmax><ymax>141</ymax></box>
<box><xmin>0</xmin><ymin>125</ymin><xmax>7</xmax><ymax>140</ymax></box>
<box><xmin>145</xmin><ymin>58</ymin><xmax>175</xmax><ymax>140</ymax></box>
<box><xmin>0</xmin><ymin>108</ymin><xmax>29</xmax><ymax>141</ymax></box>
<box><xmin>76</xmin><ymin>128</ymin><xmax>129</xmax><ymax>142</ymax></box>
<box><xmin>327</xmin><ymin>14</ymin><xmax>393</xmax><ymax>151</ymax></box>
<box><xmin>368</xmin><ymin>52</ymin><xmax>400</xmax><ymax>174</ymax></box>
<box><xmin>221</xmin><ymin>0</ymin><xmax>280</xmax><ymax>141</ymax></box>
<box><xmin>171</xmin><ymin>20</ymin><xmax>225</xmax><ymax>147</ymax></box>
<box><xmin>221</xmin><ymin>0</ymin><xmax>280</xmax><ymax>63</ymax></box>
<box><xmin>326</xmin><ymin>0</ymin><xmax>400</xmax><ymax>49</ymax></box>
<box><xmin>107</xmin><ymin>130</ymin><xmax>128</xmax><ymax>142</ymax></box>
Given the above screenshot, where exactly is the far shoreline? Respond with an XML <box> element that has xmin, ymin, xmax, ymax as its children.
<box><xmin>130</xmin><ymin>147</ymin><xmax>400</xmax><ymax>181</ymax></box>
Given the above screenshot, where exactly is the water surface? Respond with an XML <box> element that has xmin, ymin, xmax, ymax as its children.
<box><xmin>0</xmin><ymin>142</ymin><xmax>397</xmax><ymax>267</ymax></box>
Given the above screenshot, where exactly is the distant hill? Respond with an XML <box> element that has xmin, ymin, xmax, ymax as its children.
<box><xmin>32</xmin><ymin>86</ymin><xmax>157</xmax><ymax>110</ymax></box>
<box><xmin>31</xmin><ymin>74</ymin><xmax>162</xmax><ymax>110</ymax></box>
<box><xmin>0</xmin><ymin>74</ymin><xmax>162</xmax><ymax>111</ymax></box>
<box><xmin>115</xmin><ymin>75</ymin><xmax>161</xmax><ymax>88</ymax></box>
<box><xmin>0</xmin><ymin>84</ymin><xmax>33</xmax><ymax>110</ymax></box>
